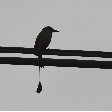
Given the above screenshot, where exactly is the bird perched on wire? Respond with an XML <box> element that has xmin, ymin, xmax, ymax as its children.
<box><xmin>34</xmin><ymin>26</ymin><xmax>59</xmax><ymax>92</ymax></box>
<box><xmin>34</xmin><ymin>26</ymin><xmax>59</xmax><ymax>58</ymax></box>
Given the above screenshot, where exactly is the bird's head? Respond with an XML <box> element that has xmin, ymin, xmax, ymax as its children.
<box><xmin>42</xmin><ymin>26</ymin><xmax>59</xmax><ymax>33</ymax></box>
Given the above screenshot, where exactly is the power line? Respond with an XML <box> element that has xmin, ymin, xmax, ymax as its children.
<box><xmin>0</xmin><ymin>47</ymin><xmax>112</xmax><ymax>58</ymax></box>
<box><xmin>0</xmin><ymin>57</ymin><xmax>111</xmax><ymax>69</ymax></box>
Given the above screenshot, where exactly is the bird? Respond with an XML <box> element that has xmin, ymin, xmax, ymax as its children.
<box><xmin>34</xmin><ymin>26</ymin><xmax>59</xmax><ymax>58</ymax></box>
<box><xmin>34</xmin><ymin>26</ymin><xmax>59</xmax><ymax>93</ymax></box>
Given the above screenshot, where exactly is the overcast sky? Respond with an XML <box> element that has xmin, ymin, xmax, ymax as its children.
<box><xmin>0</xmin><ymin>0</ymin><xmax>112</xmax><ymax>111</ymax></box>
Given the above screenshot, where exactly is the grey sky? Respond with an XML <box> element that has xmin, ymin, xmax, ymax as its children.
<box><xmin>0</xmin><ymin>0</ymin><xmax>112</xmax><ymax>110</ymax></box>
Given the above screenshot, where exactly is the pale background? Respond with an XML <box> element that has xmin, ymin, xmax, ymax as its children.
<box><xmin>0</xmin><ymin>0</ymin><xmax>112</xmax><ymax>110</ymax></box>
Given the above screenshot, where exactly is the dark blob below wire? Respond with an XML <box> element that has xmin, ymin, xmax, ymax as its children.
<box><xmin>36</xmin><ymin>81</ymin><xmax>42</xmax><ymax>93</ymax></box>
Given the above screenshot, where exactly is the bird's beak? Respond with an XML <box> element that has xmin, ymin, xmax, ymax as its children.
<box><xmin>53</xmin><ymin>30</ymin><xmax>59</xmax><ymax>32</ymax></box>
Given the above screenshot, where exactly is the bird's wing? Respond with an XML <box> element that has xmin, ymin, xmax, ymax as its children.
<box><xmin>34</xmin><ymin>32</ymin><xmax>42</xmax><ymax>48</ymax></box>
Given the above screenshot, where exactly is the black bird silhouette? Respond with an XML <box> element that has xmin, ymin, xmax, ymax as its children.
<box><xmin>34</xmin><ymin>26</ymin><xmax>59</xmax><ymax>93</ymax></box>
<box><xmin>34</xmin><ymin>26</ymin><xmax>59</xmax><ymax>58</ymax></box>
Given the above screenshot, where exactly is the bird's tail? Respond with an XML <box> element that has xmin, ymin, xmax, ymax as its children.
<box><xmin>39</xmin><ymin>65</ymin><xmax>40</xmax><ymax>82</ymax></box>
<box><xmin>34</xmin><ymin>49</ymin><xmax>42</xmax><ymax>82</ymax></box>
<box><xmin>38</xmin><ymin>53</ymin><xmax>42</xmax><ymax>82</ymax></box>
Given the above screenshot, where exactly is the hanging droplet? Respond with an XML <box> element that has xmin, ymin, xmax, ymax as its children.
<box><xmin>36</xmin><ymin>81</ymin><xmax>42</xmax><ymax>93</ymax></box>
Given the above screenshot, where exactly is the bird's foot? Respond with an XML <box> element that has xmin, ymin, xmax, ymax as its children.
<box><xmin>39</xmin><ymin>62</ymin><xmax>44</xmax><ymax>68</ymax></box>
<box><xmin>40</xmin><ymin>65</ymin><xmax>44</xmax><ymax>68</ymax></box>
